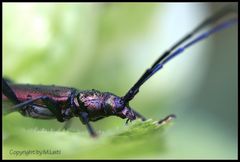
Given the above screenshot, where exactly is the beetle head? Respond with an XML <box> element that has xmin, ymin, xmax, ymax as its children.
<box><xmin>104</xmin><ymin>93</ymin><xmax>136</xmax><ymax>122</ymax></box>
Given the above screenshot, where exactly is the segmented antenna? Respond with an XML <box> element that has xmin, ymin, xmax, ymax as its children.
<box><xmin>123</xmin><ymin>5</ymin><xmax>238</xmax><ymax>104</ymax></box>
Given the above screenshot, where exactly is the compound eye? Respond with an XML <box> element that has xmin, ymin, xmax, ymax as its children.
<box><xmin>119</xmin><ymin>99</ymin><xmax>124</xmax><ymax>106</ymax></box>
<box><xmin>115</xmin><ymin>98</ymin><xmax>124</xmax><ymax>112</ymax></box>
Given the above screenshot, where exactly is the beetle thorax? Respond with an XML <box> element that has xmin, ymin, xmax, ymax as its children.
<box><xmin>74</xmin><ymin>90</ymin><xmax>135</xmax><ymax>122</ymax></box>
<box><xmin>76</xmin><ymin>90</ymin><xmax>105</xmax><ymax>112</ymax></box>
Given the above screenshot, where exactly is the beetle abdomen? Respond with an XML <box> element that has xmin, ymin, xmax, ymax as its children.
<box><xmin>9</xmin><ymin>84</ymin><xmax>74</xmax><ymax>102</ymax></box>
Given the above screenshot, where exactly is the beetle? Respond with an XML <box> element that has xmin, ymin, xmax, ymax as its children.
<box><xmin>2</xmin><ymin>6</ymin><xmax>238</xmax><ymax>137</ymax></box>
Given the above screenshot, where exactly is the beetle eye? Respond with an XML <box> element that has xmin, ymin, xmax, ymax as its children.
<box><xmin>119</xmin><ymin>99</ymin><xmax>124</xmax><ymax>106</ymax></box>
<box><xmin>114</xmin><ymin>98</ymin><xmax>124</xmax><ymax>112</ymax></box>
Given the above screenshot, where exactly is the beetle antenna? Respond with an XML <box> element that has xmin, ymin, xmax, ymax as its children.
<box><xmin>123</xmin><ymin>5</ymin><xmax>238</xmax><ymax>104</ymax></box>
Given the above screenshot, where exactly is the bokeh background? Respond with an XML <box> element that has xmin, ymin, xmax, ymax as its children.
<box><xmin>3</xmin><ymin>2</ymin><xmax>238</xmax><ymax>159</ymax></box>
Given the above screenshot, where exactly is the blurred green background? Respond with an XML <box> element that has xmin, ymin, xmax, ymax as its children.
<box><xmin>3</xmin><ymin>2</ymin><xmax>238</xmax><ymax>159</ymax></box>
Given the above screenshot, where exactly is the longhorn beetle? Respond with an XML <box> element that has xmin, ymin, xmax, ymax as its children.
<box><xmin>2</xmin><ymin>6</ymin><xmax>238</xmax><ymax>137</ymax></box>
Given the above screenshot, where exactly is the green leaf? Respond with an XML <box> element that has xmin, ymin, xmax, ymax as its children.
<box><xmin>3</xmin><ymin>119</ymin><xmax>174</xmax><ymax>159</ymax></box>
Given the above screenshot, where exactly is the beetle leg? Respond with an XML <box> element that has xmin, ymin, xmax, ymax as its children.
<box><xmin>132</xmin><ymin>109</ymin><xmax>176</xmax><ymax>126</ymax></box>
<box><xmin>158</xmin><ymin>114</ymin><xmax>176</xmax><ymax>126</ymax></box>
<box><xmin>79</xmin><ymin>112</ymin><xmax>97</xmax><ymax>137</ymax></box>
<box><xmin>2</xmin><ymin>78</ymin><xmax>20</xmax><ymax>105</ymax></box>
<box><xmin>10</xmin><ymin>96</ymin><xmax>64</xmax><ymax>122</ymax></box>
<box><xmin>132</xmin><ymin>109</ymin><xmax>147</xmax><ymax>121</ymax></box>
<box><xmin>41</xmin><ymin>96</ymin><xmax>65</xmax><ymax>122</ymax></box>
<box><xmin>69</xmin><ymin>90</ymin><xmax>78</xmax><ymax>114</ymax></box>
<box><xmin>61</xmin><ymin>119</ymin><xmax>72</xmax><ymax>130</ymax></box>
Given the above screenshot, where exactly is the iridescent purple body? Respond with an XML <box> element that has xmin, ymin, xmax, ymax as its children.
<box><xmin>2</xmin><ymin>84</ymin><xmax>136</xmax><ymax>122</ymax></box>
